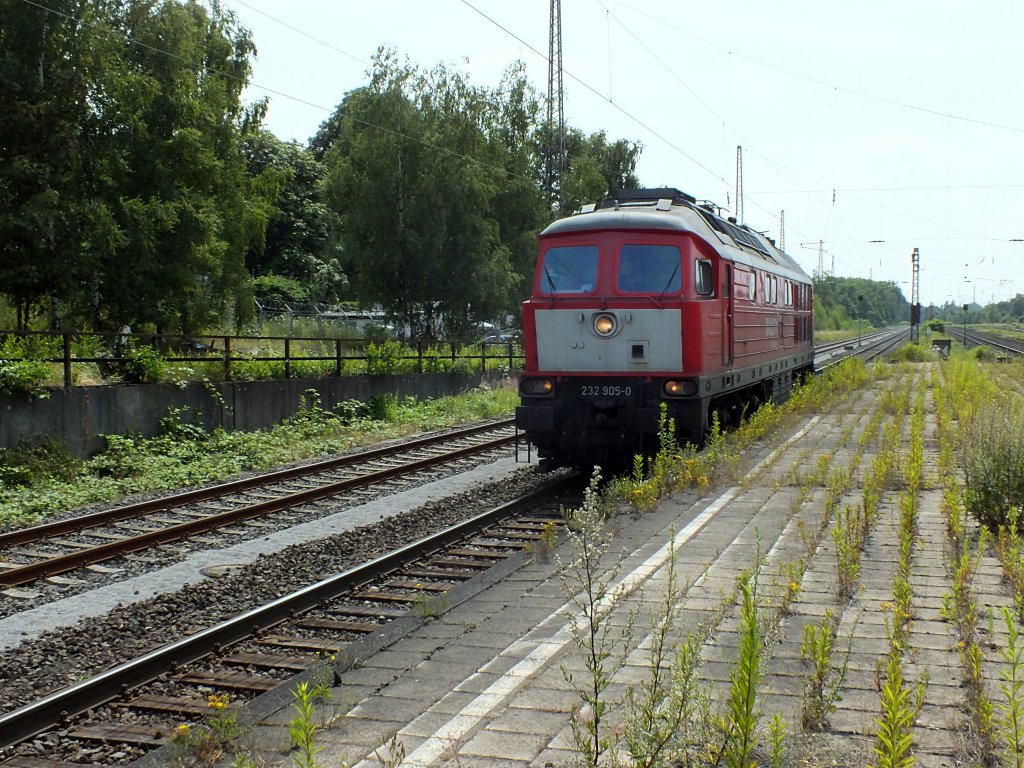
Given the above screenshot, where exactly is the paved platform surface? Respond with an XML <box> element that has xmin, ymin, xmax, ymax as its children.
<box><xmin>242</xmin><ymin>422</ymin><xmax>820</xmax><ymax>768</ymax></box>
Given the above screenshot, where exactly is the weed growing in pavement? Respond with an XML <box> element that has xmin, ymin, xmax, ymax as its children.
<box><xmin>371</xmin><ymin>731</ymin><xmax>407</xmax><ymax>768</ymax></box>
<box><xmin>824</xmin><ymin>464</ymin><xmax>853</xmax><ymax>525</ymax></box>
<box><xmin>619</xmin><ymin>536</ymin><xmax>712</xmax><ymax>768</ymax></box>
<box><xmin>412</xmin><ymin>592</ymin><xmax>449</xmax><ymax>620</ymax></box>
<box><xmin>169</xmin><ymin>693</ymin><xmax>246</xmax><ymax>766</ymax></box>
<box><xmin>996</xmin><ymin>510</ymin><xmax>1024</xmax><ymax>624</ymax></box>
<box><xmin>618</xmin><ymin>404</ymin><xmax>692</xmax><ymax>514</ymax></box>
<box><xmin>289</xmin><ymin>682</ymin><xmax>328</xmax><ymax>768</ymax></box>
<box><xmin>941</xmin><ymin>526</ymin><xmax>988</xmax><ymax>646</ymax></box>
<box><xmin>525</xmin><ymin>519</ymin><xmax>560</xmax><ymax>561</ymax></box>
<box><xmin>719</xmin><ymin>572</ymin><xmax>763</xmax><ymax>768</ymax></box>
<box><xmin>766</xmin><ymin>714</ymin><xmax>787</xmax><ymax>768</ymax></box>
<box><xmin>801</xmin><ymin>610</ymin><xmax>844</xmax><ymax>731</ymax></box>
<box><xmin>774</xmin><ymin>558</ymin><xmax>804</xmax><ymax>621</ymax></box>
<box><xmin>999</xmin><ymin>606</ymin><xmax>1024</xmax><ymax>768</ymax></box>
<box><xmin>959</xmin><ymin>636</ymin><xmax>997</xmax><ymax>761</ymax></box>
<box><xmin>812</xmin><ymin>451</ymin><xmax>834</xmax><ymax>486</ymax></box>
<box><xmin>870</xmin><ymin>651</ymin><xmax>924</xmax><ymax>768</ymax></box>
<box><xmin>559</xmin><ymin>467</ymin><xmax>639</xmax><ymax>768</ymax></box>
<box><xmin>889</xmin><ymin>575</ymin><xmax>913</xmax><ymax>652</ymax></box>
<box><xmin>833</xmin><ymin>502</ymin><xmax>865</xmax><ymax>603</ymax></box>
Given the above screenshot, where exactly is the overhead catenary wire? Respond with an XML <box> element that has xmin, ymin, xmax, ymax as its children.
<box><xmin>605</xmin><ymin>0</ymin><xmax>1024</xmax><ymax>136</ymax></box>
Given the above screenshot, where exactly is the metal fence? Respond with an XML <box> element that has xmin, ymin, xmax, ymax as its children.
<box><xmin>0</xmin><ymin>330</ymin><xmax>524</xmax><ymax>388</ymax></box>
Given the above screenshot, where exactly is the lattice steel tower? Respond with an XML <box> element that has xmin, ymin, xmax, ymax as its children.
<box><xmin>910</xmin><ymin>247</ymin><xmax>921</xmax><ymax>344</ymax></box>
<box><xmin>545</xmin><ymin>0</ymin><xmax>565</xmax><ymax>209</ymax></box>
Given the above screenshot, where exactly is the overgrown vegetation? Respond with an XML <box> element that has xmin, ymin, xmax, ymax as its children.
<box><xmin>0</xmin><ymin>334</ymin><xmax>57</xmax><ymax>394</ymax></box>
<box><xmin>961</xmin><ymin>396</ymin><xmax>1024</xmax><ymax>531</ymax></box>
<box><xmin>0</xmin><ymin>329</ymin><xmax>520</xmax><ymax>392</ymax></box>
<box><xmin>0</xmin><ymin>385</ymin><xmax>518</xmax><ymax>528</ymax></box>
<box><xmin>609</xmin><ymin>358</ymin><xmax>872</xmax><ymax>513</ymax></box>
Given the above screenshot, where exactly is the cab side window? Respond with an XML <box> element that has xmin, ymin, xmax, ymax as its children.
<box><xmin>694</xmin><ymin>259</ymin><xmax>714</xmax><ymax>296</ymax></box>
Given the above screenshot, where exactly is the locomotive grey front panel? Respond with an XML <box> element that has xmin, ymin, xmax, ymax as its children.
<box><xmin>534</xmin><ymin>309</ymin><xmax>682</xmax><ymax>372</ymax></box>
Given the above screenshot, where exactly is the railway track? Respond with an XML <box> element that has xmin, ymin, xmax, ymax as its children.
<box><xmin>813</xmin><ymin>326</ymin><xmax>910</xmax><ymax>371</ymax></box>
<box><xmin>954</xmin><ymin>327</ymin><xmax>1024</xmax><ymax>357</ymax></box>
<box><xmin>0</xmin><ymin>419</ymin><xmax>518</xmax><ymax>591</ymax></box>
<box><xmin>0</xmin><ymin>474</ymin><xmax>578</xmax><ymax>763</ymax></box>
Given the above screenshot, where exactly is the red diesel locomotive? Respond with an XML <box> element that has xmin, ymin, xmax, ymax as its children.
<box><xmin>516</xmin><ymin>187</ymin><xmax>814</xmax><ymax>468</ymax></box>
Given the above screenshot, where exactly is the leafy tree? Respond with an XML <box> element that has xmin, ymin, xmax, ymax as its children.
<box><xmin>252</xmin><ymin>274</ymin><xmax>307</xmax><ymax>304</ymax></box>
<box><xmin>93</xmin><ymin>0</ymin><xmax>274</xmax><ymax>334</ymax></box>
<box><xmin>813</xmin><ymin>276</ymin><xmax>910</xmax><ymax>331</ymax></box>
<box><xmin>308</xmin><ymin>102</ymin><xmax>346</xmax><ymax>162</ymax></box>
<box><xmin>322</xmin><ymin>51</ymin><xmax>543</xmax><ymax>341</ymax></box>
<box><xmin>484</xmin><ymin>62</ymin><xmax>548</xmax><ymax>313</ymax></box>
<box><xmin>243</xmin><ymin>130</ymin><xmax>345</xmax><ymax>304</ymax></box>
<box><xmin>0</xmin><ymin>0</ymin><xmax>274</xmax><ymax>335</ymax></box>
<box><xmin>0</xmin><ymin>0</ymin><xmax>120</xmax><ymax>329</ymax></box>
<box><xmin>560</xmin><ymin>129</ymin><xmax>642</xmax><ymax>214</ymax></box>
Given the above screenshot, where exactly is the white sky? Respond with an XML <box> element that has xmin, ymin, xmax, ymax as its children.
<box><xmin>227</xmin><ymin>0</ymin><xmax>1024</xmax><ymax>308</ymax></box>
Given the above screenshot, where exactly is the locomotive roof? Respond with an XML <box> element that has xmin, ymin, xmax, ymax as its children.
<box><xmin>541</xmin><ymin>189</ymin><xmax>811</xmax><ymax>284</ymax></box>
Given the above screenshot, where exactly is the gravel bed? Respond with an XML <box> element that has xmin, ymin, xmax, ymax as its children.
<box><xmin>0</xmin><ymin>464</ymin><xmax>569</xmax><ymax>726</ymax></box>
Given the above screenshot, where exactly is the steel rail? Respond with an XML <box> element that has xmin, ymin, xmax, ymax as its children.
<box><xmin>0</xmin><ymin>475</ymin><xmax>574</xmax><ymax>749</ymax></box>
<box><xmin>0</xmin><ymin>432</ymin><xmax>517</xmax><ymax>587</ymax></box>
<box><xmin>0</xmin><ymin>419</ymin><xmax>515</xmax><ymax>548</ymax></box>
<box><xmin>814</xmin><ymin>327</ymin><xmax>910</xmax><ymax>373</ymax></box>
<box><xmin>959</xmin><ymin>328</ymin><xmax>1024</xmax><ymax>357</ymax></box>
<box><xmin>812</xmin><ymin>328</ymin><xmax>897</xmax><ymax>357</ymax></box>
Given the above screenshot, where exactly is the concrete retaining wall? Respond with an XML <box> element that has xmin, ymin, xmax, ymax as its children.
<box><xmin>0</xmin><ymin>373</ymin><xmax>486</xmax><ymax>457</ymax></box>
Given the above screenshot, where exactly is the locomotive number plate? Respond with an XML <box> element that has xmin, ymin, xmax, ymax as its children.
<box><xmin>581</xmin><ymin>385</ymin><xmax>632</xmax><ymax>397</ymax></box>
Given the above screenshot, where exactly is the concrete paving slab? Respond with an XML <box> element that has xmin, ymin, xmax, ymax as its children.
<box><xmin>482</xmin><ymin>708</ymin><xmax>568</xmax><ymax>736</ymax></box>
<box><xmin>461</xmin><ymin>729</ymin><xmax>549</xmax><ymax>761</ymax></box>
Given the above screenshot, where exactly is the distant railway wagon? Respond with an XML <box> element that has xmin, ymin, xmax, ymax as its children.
<box><xmin>516</xmin><ymin>187</ymin><xmax>815</xmax><ymax>468</ymax></box>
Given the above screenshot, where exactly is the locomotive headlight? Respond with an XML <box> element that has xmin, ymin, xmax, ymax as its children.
<box><xmin>663</xmin><ymin>379</ymin><xmax>698</xmax><ymax>397</ymax></box>
<box><xmin>520</xmin><ymin>377</ymin><xmax>554</xmax><ymax>396</ymax></box>
<box><xmin>592</xmin><ymin>312</ymin><xmax>617</xmax><ymax>337</ymax></box>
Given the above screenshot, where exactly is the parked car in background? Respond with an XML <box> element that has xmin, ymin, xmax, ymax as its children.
<box><xmin>481</xmin><ymin>333</ymin><xmax>516</xmax><ymax>344</ymax></box>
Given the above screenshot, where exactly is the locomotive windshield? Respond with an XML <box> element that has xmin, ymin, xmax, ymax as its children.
<box><xmin>617</xmin><ymin>244</ymin><xmax>682</xmax><ymax>294</ymax></box>
<box><xmin>539</xmin><ymin>245</ymin><xmax>599</xmax><ymax>295</ymax></box>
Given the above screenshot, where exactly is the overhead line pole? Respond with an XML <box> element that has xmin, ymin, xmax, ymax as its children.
<box><xmin>735</xmin><ymin>145</ymin><xmax>744</xmax><ymax>225</ymax></box>
<box><xmin>545</xmin><ymin>0</ymin><xmax>565</xmax><ymax>211</ymax></box>
<box><xmin>910</xmin><ymin>247</ymin><xmax>921</xmax><ymax>344</ymax></box>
